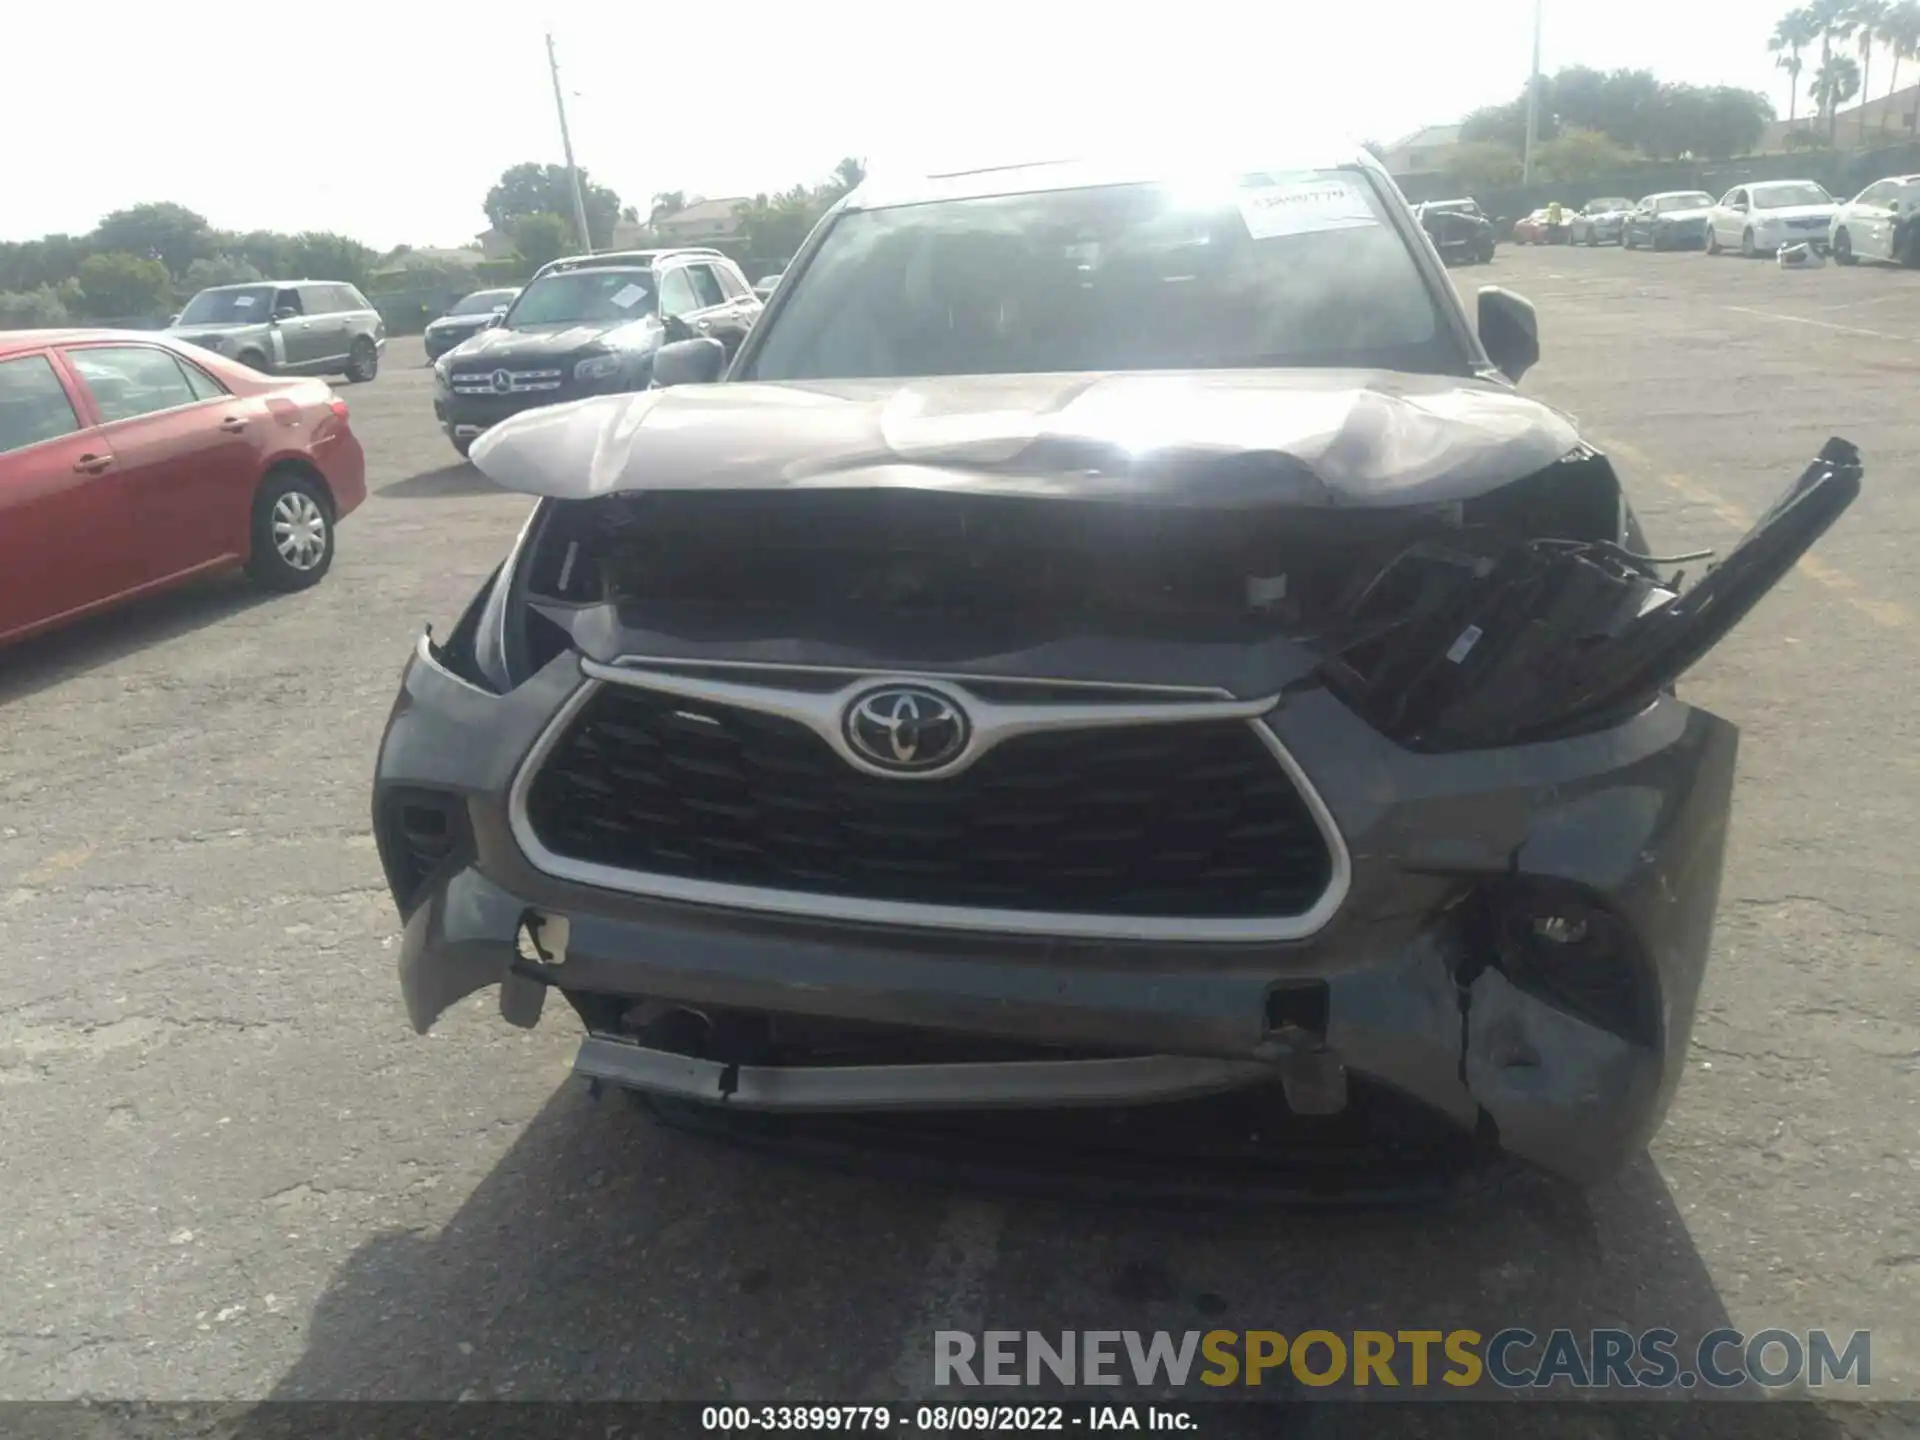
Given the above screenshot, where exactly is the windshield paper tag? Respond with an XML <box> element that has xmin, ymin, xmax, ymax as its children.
<box><xmin>1237</xmin><ymin>178</ymin><xmax>1377</xmax><ymax>240</ymax></box>
<box><xmin>231</xmin><ymin>295</ymin><xmax>257</xmax><ymax>307</ymax></box>
<box><xmin>610</xmin><ymin>284</ymin><xmax>648</xmax><ymax>309</ymax></box>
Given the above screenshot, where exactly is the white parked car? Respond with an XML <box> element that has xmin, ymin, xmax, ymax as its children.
<box><xmin>1706</xmin><ymin>180</ymin><xmax>1840</xmax><ymax>258</ymax></box>
<box><xmin>1829</xmin><ymin>174</ymin><xmax>1920</xmax><ymax>267</ymax></box>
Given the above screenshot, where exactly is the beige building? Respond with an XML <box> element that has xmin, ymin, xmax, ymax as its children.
<box><xmin>475</xmin><ymin>214</ymin><xmax>652</xmax><ymax>259</ymax></box>
<box><xmin>1379</xmin><ymin>124</ymin><xmax>1463</xmax><ymax>178</ymax></box>
<box><xmin>1760</xmin><ymin>82</ymin><xmax>1920</xmax><ymax>152</ymax></box>
<box><xmin>647</xmin><ymin>197</ymin><xmax>751</xmax><ymax>244</ymax></box>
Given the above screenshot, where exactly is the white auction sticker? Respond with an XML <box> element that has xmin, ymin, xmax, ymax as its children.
<box><xmin>1237</xmin><ymin>177</ymin><xmax>1378</xmax><ymax>240</ymax></box>
<box><xmin>610</xmin><ymin>283</ymin><xmax>648</xmax><ymax>309</ymax></box>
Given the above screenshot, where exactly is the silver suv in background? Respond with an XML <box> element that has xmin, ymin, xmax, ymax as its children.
<box><xmin>169</xmin><ymin>281</ymin><xmax>387</xmax><ymax>382</ymax></box>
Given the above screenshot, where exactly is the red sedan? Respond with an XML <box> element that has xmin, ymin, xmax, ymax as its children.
<box><xmin>0</xmin><ymin>329</ymin><xmax>366</xmax><ymax>648</ymax></box>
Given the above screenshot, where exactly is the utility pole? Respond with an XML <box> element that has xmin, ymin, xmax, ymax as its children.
<box><xmin>547</xmin><ymin>32</ymin><xmax>594</xmax><ymax>254</ymax></box>
<box><xmin>1522</xmin><ymin>0</ymin><xmax>1543</xmax><ymax>183</ymax></box>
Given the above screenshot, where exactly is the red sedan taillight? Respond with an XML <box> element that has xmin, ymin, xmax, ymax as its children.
<box><xmin>330</xmin><ymin>398</ymin><xmax>349</xmax><ymax>421</ymax></box>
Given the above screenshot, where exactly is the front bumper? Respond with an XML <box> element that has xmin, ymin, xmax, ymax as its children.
<box><xmin>433</xmin><ymin>390</ymin><xmax>567</xmax><ymax>442</ymax></box>
<box><xmin>435</xmin><ymin>370</ymin><xmax>647</xmax><ymax>442</ymax></box>
<box><xmin>1654</xmin><ymin>220</ymin><xmax>1709</xmax><ymax>248</ymax></box>
<box><xmin>375</xmin><ymin>635</ymin><xmax>1740</xmax><ymax>1187</ymax></box>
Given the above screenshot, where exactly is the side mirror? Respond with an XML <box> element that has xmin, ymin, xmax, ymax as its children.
<box><xmin>167</xmin><ymin>313</ymin><xmax>181</xmax><ymax>326</ymax></box>
<box><xmin>651</xmin><ymin>336</ymin><xmax>727</xmax><ymax>388</ymax></box>
<box><xmin>1478</xmin><ymin>286</ymin><xmax>1540</xmax><ymax>384</ymax></box>
<box><xmin>485</xmin><ymin>312</ymin><xmax>508</xmax><ymax>329</ymax></box>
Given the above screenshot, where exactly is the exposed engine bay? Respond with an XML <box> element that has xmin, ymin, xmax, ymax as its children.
<box><xmin>467</xmin><ymin>402</ymin><xmax>1860</xmax><ymax>757</ymax></box>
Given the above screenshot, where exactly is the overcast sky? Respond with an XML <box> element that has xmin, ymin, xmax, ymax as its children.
<box><xmin>7</xmin><ymin>0</ymin><xmax>1801</xmax><ymax>251</ymax></box>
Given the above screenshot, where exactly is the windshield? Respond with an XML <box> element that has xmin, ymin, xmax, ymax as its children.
<box><xmin>450</xmin><ymin>289</ymin><xmax>516</xmax><ymax>316</ymax></box>
<box><xmin>1654</xmin><ymin>194</ymin><xmax>1713</xmax><ymax>213</ymax></box>
<box><xmin>742</xmin><ymin>172</ymin><xmax>1456</xmax><ymax>382</ymax></box>
<box><xmin>1588</xmin><ymin>198</ymin><xmax>1631</xmax><ymax>212</ymax></box>
<box><xmin>177</xmin><ymin>286</ymin><xmax>274</xmax><ymax>326</ymax></box>
<box><xmin>505</xmin><ymin>271</ymin><xmax>656</xmax><ymax>328</ymax></box>
<box><xmin>1753</xmin><ymin>182</ymin><xmax>1833</xmax><ymax>209</ymax></box>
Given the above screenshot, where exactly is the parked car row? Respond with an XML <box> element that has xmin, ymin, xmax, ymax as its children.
<box><xmin>1506</xmin><ymin>175</ymin><xmax>1920</xmax><ymax>266</ymax></box>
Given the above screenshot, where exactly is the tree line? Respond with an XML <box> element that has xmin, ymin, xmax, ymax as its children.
<box><xmin>1</xmin><ymin>154</ymin><xmax>872</xmax><ymax>330</ymax></box>
<box><xmin>1443</xmin><ymin>67</ymin><xmax>1778</xmax><ymax>189</ymax></box>
<box><xmin>478</xmin><ymin>156</ymin><xmax>867</xmax><ymax>271</ymax></box>
<box><xmin>0</xmin><ymin>204</ymin><xmax>381</xmax><ymax>328</ymax></box>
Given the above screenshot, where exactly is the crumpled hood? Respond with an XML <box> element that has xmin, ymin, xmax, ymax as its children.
<box><xmin>469</xmin><ymin>370</ymin><xmax>1584</xmax><ymax>510</ymax></box>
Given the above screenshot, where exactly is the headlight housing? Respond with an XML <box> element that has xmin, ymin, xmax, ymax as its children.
<box><xmin>574</xmin><ymin>354</ymin><xmax>622</xmax><ymax>383</ymax></box>
<box><xmin>469</xmin><ymin>504</ymin><xmax>544</xmax><ymax>691</ymax></box>
<box><xmin>433</xmin><ymin>359</ymin><xmax>451</xmax><ymax>390</ymax></box>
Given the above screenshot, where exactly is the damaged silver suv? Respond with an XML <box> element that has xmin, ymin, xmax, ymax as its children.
<box><xmin>373</xmin><ymin>152</ymin><xmax>1859</xmax><ymax>1191</ymax></box>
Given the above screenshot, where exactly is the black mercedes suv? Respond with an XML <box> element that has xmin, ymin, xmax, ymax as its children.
<box><xmin>432</xmin><ymin>248</ymin><xmax>761</xmax><ymax>457</ymax></box>
<box><xmin>376</xmin><ymin>152</ymin><xmax>1858</xmax><ymax>1191</ymax></box>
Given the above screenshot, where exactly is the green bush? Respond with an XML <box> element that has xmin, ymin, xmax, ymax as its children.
<box><xmin>475</xmin><ymin>257</ymin><xmax>531</xmax><ymax>285</ymax></box>
<box><xmin>75</xmin><ymin>252</ymin><xmax>171</xmax><ymax>320</ymax></box>
<box><xmin>0</xmin><ymin>285</ymin><xmax>71</xmax><ymax>328</ymax></box>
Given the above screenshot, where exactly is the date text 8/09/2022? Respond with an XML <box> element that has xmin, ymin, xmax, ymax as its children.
<box><xmin>702</xmin><ymin>1407</ymin><xmax>1190</xmax><ymax>1431</ymax></box>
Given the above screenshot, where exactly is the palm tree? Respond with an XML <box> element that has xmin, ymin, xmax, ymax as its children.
<box><xmin>1881</xmin><ymin>0</ymin><xmax>1920</xmax><ymax>133</ymax></box>
<box><xmin>832</xmin><ymin>157</ymin><xmax>868</xmax><ymax>191</ymax></box>
<box><xmin>1802</xmin><ymin>0</ymin><xmax>1859</xmax><ymax>139</ymax></box>
<box><xmin>648</xmin><ymin>191</ymin><xmax>687</xmax><ymax>224</ymax></box>
<box><xmin>1854</xmin><ymin>0</ymin><xmax>1889</xmax><ymax>142</ymax></box>
<box><xmin>1811</xmin><ymin>51</ymin><xmax>1864</xmax><ymax>126</ymax></box>
<box><xmin>1771</xmin><ymin>8</ymin><xmax>1820</xmax><ymax>126</ymax></box>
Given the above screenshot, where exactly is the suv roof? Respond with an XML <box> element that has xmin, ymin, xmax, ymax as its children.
<box><xmin>191</xmin><ymin>279</ymin><xmax>363</xmax><ymax>292</ymax></box>
<box><xmin>531</xmin><ymin>248</ymin><xmax>729</xmax><ymax>279</ymax></box>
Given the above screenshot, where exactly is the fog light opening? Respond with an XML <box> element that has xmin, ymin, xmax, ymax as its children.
<box><xmin>1263</xmin><ymin>980</ymin><xmax>1330</xmax><ymax>1039</ymax></box>
<box><xmin>1474</xmin><ymin>880</ymin><xmax>1658</xmax><ymax>1048</ymax></box>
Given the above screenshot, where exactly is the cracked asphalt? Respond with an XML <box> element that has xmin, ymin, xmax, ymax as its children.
<box><xmin>0</xmin><ymin>244</ymin><xmax>1915</xmax><ymax>1418</ymax></box>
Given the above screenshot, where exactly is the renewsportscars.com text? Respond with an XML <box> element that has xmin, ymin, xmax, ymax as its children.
<box><xmin>934</xmin><ymin>1328</ymin><xmax>1871</xmax><ymax>1391</ymax></box>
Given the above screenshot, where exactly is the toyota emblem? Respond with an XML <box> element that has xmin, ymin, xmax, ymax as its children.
<box><xmin>491</xmin><ymin>369</ymin><xmax>513</xmax><ymax>393</ymax></box>
<box><xmin>843</xmin><ymin>685</ymin><xmax>970</xmax><ymax>774</ymax></box>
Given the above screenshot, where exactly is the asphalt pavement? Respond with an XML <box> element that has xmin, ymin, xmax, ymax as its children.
<box><xmin>1</xmin><ymin>242</ymin><xmax>1916</xmax><ymax>1417</ymax></box>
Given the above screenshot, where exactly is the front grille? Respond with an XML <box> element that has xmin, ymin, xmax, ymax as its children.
<box><xmin>449</xmin><ymin>367</ymin><xmax>564</xmax><ymax>395</ymax></box>
<box><xmin>523</xmin><ymin>684</ymin><xmax>1334</xmax><ymax>919</ymax></box>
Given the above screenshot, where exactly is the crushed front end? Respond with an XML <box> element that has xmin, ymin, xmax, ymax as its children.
<box><xmin>373</xmin><ymin>377</ymin><xmax>1860</xmax><ymax>1190</ymax></box>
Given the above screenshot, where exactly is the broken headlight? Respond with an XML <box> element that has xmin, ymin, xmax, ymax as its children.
<box><xmin>426</xmin><ymin>504</ymin><xmax>548</xmax><ymax>694</ymax></box>
<box><xmin>1324</xmin><ymin>439</ymin><xmax>1862</xmax><ymax>752</ymax></box>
